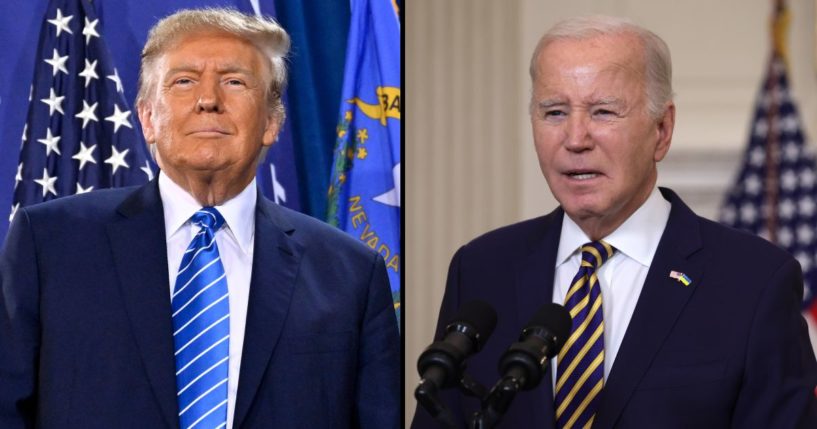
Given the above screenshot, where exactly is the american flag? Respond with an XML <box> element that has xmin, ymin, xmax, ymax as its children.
<box><xmin>719</xmin><ymin>53</ymin><xmax>817</xmax><ymax>346</ymax></box>
<box><xmin>12</xmin><ymin>0</ymin><xmax>152</xmax><ymax>222</ymax></box>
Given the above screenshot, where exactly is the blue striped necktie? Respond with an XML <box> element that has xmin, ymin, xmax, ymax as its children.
<box><xmin>172</xmin><ymin>207</ymin><xmax>230</xmax><ymax>429</ymax></box>
<box><xmin>555</xmin><ymin>241</ymin><xmax>615</xmax><ymax>429</ymax></box>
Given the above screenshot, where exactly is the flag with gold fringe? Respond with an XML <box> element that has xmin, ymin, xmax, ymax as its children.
<box><xmin>719</xmin><ymin>0</ymin><xmax>817</xmax><ymax>355</ymax></box>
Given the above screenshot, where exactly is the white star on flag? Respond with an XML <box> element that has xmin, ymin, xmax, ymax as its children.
<box><xmin>9</xmin><ymin>203</ymin><xmax>19</xmax><ymax>223</ymax></box>
<box><xmin>780</xmin><ymin>198</ymin><xmax>796</xmax><ymax>220</ymax></box>
<box><xmin>37</xmin><ymin>128</ymin><xmax>61</xmax><ymax>156</ymax></box>
<box><xmin>373</xmin><ymin>163</ymin><xmax>401</xmax><ymax>207</ymax></box>
<box><xmin>75</xmin><ymin>183</ymin><xmax>94</xmax><ymax>194</ymax></box>
<box><xmin>740</xmin><ymin>202</ymin><xmax>758</xmax><ymax>223</ymax></box>
<box><xmin>72</xmin><ymin>142</ymin><xmax>97</xmax><ymax>170</ymax></box>
<box><xmin>44</xmin><ymin>48</ymin><xmax>69</xmax><ymax>76</ymax></box>
<box><xmin>105</xmin><ymin>146</ymin><xmax>130</xmax><ymax>174</ymax></box>
<box><xmin>798</xmin><ymin>224</ymin><xmax>815</xmax><ymax>245</ymax></box>
<box><xmin>782</xmin><ymin>170</ymin><xmax>798</xmax><ymax>191</ymax></box>
<box><xmin>141</xmin><ymin>160</ymin><xmax>155</xmax><ymax>180</ymax></box>
<box><xmin>783</xmin><ymin>140</ymin><xmax>800</xmax><ymax>161</ymax></box>
<box><xmin>269</xmin><ymin>163</ymin><xmax>286</xmax><ymax>204</ymax></box>
<box><xmin>40</xmin><ymin>88</ymin><xmax>65</xmax><ymax>116</ymax></box>
<box><xmin>75</xmin><ymin>100</ymin><xmax>98</xmax><ymax>128</ymax></box>
<box><xmin>34</xmin><ymin>168</ymin><xmax>58</xmax><ymax>197</ymax></box>
<box><xmin>82</xmin><ymin>17</ymin><xmax>99</xmax><ymax>44</ymax></box>
<box><xmin>79</xmin><ymin>59</ymin><xmax>99</xmax><ymax>88</ymax></box>
<box><xmin>779</xmin><ymin>227</ymin><xmax>794</xmax><ymax>247</ymax></box>
<box><xmin>744</xmin><ymin>174</ymin><xmax>762</xmax><ymax>196</ymax></box>
<box><xmin>105</xmin><ymin>104</ymin><xmax>132</xmax><ymax>132</ymax></box>
<box><xmin>799</xmin><ymin>197</ymin><xmax>816</xmax><ymax>216</ymax></box>
<box><xmin>749</xmin><ymin>146</ymin><xmax>765</xmax><ymax>167</ymax></box>
<box><xmin>802</xmin><ymin>169</ymin><xmax>816</xmax><ymax>187</ymax></box>
<box><xmin>107</xmin><ymin>68</ymin><xmax>124</xmax><ymax>93</ymax></box>
<box><xmin>47</xmin><ymin>8</ymin><xmax>73</xmax><ymax>37</ymax></box>
<box><xmin>15</xmin><ymin>163</ymin><xmax>23</xmax><ymax>190</ymax></box>
<box><xmin>753</xmin><ymin>118</ymin><xmax>768</xmax><ymax>138</ymax></box>
<box><xmin>781</xmin><ymin>115</ymin><xmax>799</xmax><ymax>134</ymax></box>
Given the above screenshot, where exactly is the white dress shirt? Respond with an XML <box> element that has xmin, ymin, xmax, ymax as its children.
<box><xmin>159</xmin><ymin>172</ymin><xmax>255</xmax><ymax>429</ymax></box>
<box><xmin>551</xmin><ymin>187</ymin><xmax>671</xmax><ymax>388</ymax></box>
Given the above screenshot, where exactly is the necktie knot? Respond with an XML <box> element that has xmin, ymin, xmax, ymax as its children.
<box><xmin>580</xmin><ymin>240</ymin><xmax>616</xmax><ymax>270</ymax></box>
<box><xmin>190</xmin><ymin>207</ymin><xmax>225</xmax><ymax>232</ymax></box>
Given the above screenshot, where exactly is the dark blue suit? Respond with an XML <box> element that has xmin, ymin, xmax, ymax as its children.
<box><xmin>412</xmin><ymin>188</ymin><xmax>817</xmax><ymax>428</ymax></box>
<box><xmin>0</xmin><ymin>179</ymin><xmax>399</xmax><ymax>428</ymax></box>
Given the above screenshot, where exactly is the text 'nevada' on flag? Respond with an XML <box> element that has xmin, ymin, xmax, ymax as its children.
<box><xmin>327</xmin><ymin>0</ymin><xmax>401</xmax><ymax>323</ymax></box>
<box><xmin>719</xmin><ymin>52</ymin><xmax>817</xmax><ymax>347</ymax></box>
<box><xmin>11</xmin><ymin>0</ymin><xmax>153</xmax><ymax>222</ymax></box>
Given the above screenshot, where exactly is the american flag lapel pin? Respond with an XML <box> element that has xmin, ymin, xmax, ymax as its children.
<box><xmin>669</xmin><ymin>270</ymin><xmax>692</xmax><ymax>286</ymax></box>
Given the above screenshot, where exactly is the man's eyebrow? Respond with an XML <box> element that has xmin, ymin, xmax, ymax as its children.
<box><xmin>215</xmin><ymin>65</ymin><xmax>255</xmax><ymax>75</ymax></box>
<box><xmin>590</xmin><ymin>97</ymin><xmax>624</xmax><ymax>106</ymax></box>
<box><xmin>163</xmin><ymin>64</ymin><xmax>255</xmax><ymax>77</ymax></box>
<box><xmin>163</xmin><ymin>65</ymin><xmax>201</xmax><ymax>77</ymax></box>
<box><xmin>536</xmin><ymin>99</ymin><xmax>568</xmax><ymax>109</ymax></box>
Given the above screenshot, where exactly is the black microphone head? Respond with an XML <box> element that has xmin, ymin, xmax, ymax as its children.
<box><xmin>497</xmin><ymin>303</ymin><xmax>572</xmax><ymax>391</ymax></box>
<box><xmin>523</xmin><ymin>303</ymin><xmax>572</xmax><ymax>354</ymax></box>
<box><xmin>445</xmin><ymin>299</ymin><xmax>498</xmax><ymax>351</ymax></box>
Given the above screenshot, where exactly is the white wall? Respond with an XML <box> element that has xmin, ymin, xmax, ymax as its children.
<box><xmin>405</xmin><ymin>0</ymin><xmax>817</xmax><ymax>424</ymax></box>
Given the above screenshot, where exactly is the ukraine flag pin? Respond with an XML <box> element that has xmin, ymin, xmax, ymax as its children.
<box><xmin>669</xmin><ymin>270</ymin><xmax>692</xmax><ymax>286</ymax></box>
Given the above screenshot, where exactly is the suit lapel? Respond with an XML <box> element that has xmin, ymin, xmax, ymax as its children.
<box><xmin>593</xmin><ymin>188</ymin><xmax>704</xmax><ymax>429</ymax></box>
<box><xmin>514</xmin><ymin>208</ymin><xmax>563</xmax><ymax>426</ymax></box>
<box><xmin>106</xmin><ymin>180</ymin><xmax>178</xmax><ymax>429</ymax></box>
<box><xmin>233</xmin><ymin>198</ymin><xmax>303</xmax><ymax>428</ymax></box>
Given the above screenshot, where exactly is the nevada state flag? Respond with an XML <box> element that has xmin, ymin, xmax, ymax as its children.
<box><xmin>327</xmin><ymin>0</ymin><xmax>401</xmax><ymax>323</ymax></box>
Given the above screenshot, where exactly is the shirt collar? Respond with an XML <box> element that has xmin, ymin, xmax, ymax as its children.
<box><xmin>158</xmin><ymin>171</ymin><xmax>257</xmax><ymax>255</ymax></box>
<box><xmin>556</xmin><ymin>187</ymin><xmax>671</xmax><ymax>267</ymax></box>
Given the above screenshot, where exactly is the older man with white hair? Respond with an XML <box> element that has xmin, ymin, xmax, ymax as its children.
<box><xmin>412</xmin><ymin>15</ymin><xmax>817</xmax><ymax>429</ymax></box>
<box><xmin>0</xmin><ymin>8</ymin><xmax>399</xmax><ymax>429</ymax></box>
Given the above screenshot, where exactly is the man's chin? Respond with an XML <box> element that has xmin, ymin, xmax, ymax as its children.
<box><xmin>163</xmin><ymin>161</ymin><xmax>234</xmax><ymax>180</ymax></box>
<box><xmin>175</xmin><ymin>156</ymin><xmax>231</xmax><ymax>171</ymax></box>
<box><xmin>558</xmin><ymin>194</ymin><xmax>606</xmax><ymax>215</ymax></box>
<box><xmin>560</xmin><ymin>200</ymin><xmax>611</xmax><ymax>223</ymax></box>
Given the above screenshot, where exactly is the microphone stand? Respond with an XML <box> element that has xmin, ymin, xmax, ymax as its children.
<box><xmin>469</xmin><ymin>369</ymin><xmax>523</xmax><ymax>429</ymax></box>
<box><xmin>415</xmin><ymin>376</ymin><xmax>458</xmax><ymax>428</ymax></box>
<box><xmin>470</xmin><ymin>335</ymin><xmax>554</xmax><ymax>429</ymax></box>
<box><xmin>415</xmin><ymin>369</ymin><xmax>489</xmax><ymax>429</ymax></box>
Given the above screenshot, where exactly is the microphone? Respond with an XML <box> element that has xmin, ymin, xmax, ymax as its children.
<box><xmin>417</xmin><ymin>299</ymin><xmax>498</xmax><ymax>390</ymax></box>
<box><xmin>497</xmin><ymin>302</ymin><xmax>572</xmax><ymax>390</ymax></box>
<box><xmin>415</xmin><ymin>300</ymin><xmax>498</xmax><ymax>427</ymax></box>
<box><xmin>470</xmin><ymin>303</ymin><xmax>571</xmax><ymax>429</ymax></box>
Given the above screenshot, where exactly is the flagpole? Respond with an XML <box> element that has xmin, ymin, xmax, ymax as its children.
<box><xmin>764</xmin><ymin>0</ymin><xmax>789</xmax><ymax>244</ymax></box>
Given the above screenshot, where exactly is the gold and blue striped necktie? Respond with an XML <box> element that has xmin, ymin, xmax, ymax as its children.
<box><xmin>555</xmin><ymin>241</ymin><xmax>615</xmax><ymax>429</ymax></box>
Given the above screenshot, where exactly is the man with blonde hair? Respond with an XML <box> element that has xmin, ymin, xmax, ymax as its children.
<box><xmin>413</xmin><ymin>15</ymin><xmax>816</xmax><ymax>428</ymax></box>
<box><xmin>1</xmin><ymin>8</ymin><xmax>399</xmax><ymax>428</ymax></box>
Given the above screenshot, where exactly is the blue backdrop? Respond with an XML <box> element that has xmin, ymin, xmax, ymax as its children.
<box><xmin>0</xmin><ymin>0</ymin><xmax>363</xmax><ymax>244</ymax></box>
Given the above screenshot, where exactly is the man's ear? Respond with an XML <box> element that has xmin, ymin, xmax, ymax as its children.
<box><xmin>654</xmin><ymin>102</ymin><xmax>675</xmax><ymax>162</ymax></box>
<box><xmin>137</xmin><ymin>101</ymin><xmax>156</xmax><ymax>144</ymax></box>
<box><xmin>262</xmin><ymin>112</ymin><xmax>281</xmax><ymax>147</ymax></box>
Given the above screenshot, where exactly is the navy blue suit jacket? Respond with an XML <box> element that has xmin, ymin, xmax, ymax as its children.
<box><xmin>0</xmin><ymin>179</ymin><xmax>400</xmax><ymax>428</ymax></box>
<box><xmin>412</xmin><ymin>188</ymin><xmax>817</xmax><ymax>428</ymax></box>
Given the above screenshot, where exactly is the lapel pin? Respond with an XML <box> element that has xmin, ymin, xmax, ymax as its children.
<box><xmin>669</xmin><ymin>270</ymin><xmax>692</xmax><ymax>286</ymax></box>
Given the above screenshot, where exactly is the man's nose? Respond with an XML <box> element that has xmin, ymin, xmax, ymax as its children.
<box><xmin>195</xmin><ymin>82</ymin><xmax>222</xmax><ymax>113</ymax></box>
<box><xmin>563</xmin><ymin>113</ymin><xmax>593</xmax><ymax>152</ymax></box>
